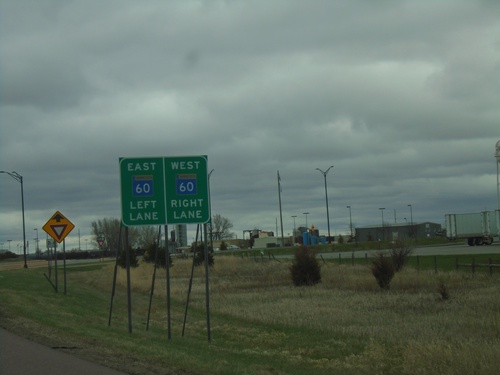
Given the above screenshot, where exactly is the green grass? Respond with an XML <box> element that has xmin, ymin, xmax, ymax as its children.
<box><xmin>1</xmin><ymin>254</ymin><xmax>499</xmax><ymax>375</ymax></box>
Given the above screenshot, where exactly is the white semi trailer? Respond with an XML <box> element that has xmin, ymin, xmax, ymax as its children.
<box><xmin>445</xmin><ymin>211</ymin><xmax>500</xmax><ymax>246</ymax></box>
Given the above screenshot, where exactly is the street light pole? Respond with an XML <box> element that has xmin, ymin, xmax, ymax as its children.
<box><xmin>1</xmin><ymin>171</ymin><xmax>27</xmax><ymax>268</ymax></box>
<box><xmin>34</xmin><ymin>228</ymin><xmax>39</xmax><ymax>259</ymax></box>
<box><xmin>316</xmin><ymin>166</ymin><xmax>334</xmax><ymax>242</ymax></box>
<box><xmin>379</xmin><ymin>208</ymin><xmax>385</xmax><ymax>241</ymax></box>
<box><xmin>291</xmin><ymin>215</ymin><xmax>297</xmax><ymax>245</ymax></box>
<box><xmin>408</xmin><ymin>204</ymin><xmax>413</xmax><ymax>239</ymax></box>
<box><xmin>346</xmin><ymin>206</ymin><xmax>353</xmax><ymax>239</ymax></box>
<box><xmin>303</xmin><ymin>212</ymin><xmax>309</xmax><ymax>230</ymax></box>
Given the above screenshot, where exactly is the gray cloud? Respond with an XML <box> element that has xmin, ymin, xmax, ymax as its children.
<box><xmin>1</xmin><ymin>0</ymin><xmax>499</xmax><ymax>250</ymax></box>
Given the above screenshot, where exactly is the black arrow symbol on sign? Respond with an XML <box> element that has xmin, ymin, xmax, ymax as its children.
<box><xmin>53</xmin><ymin>213</ymin><xmax>64</xmax><ymax>222</ymax></box>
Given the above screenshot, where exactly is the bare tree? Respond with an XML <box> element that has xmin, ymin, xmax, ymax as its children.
<box><xmin>90</xmin><ymin>218</ymin><xmax>139</xmax><ymax>253</ymax></box>
<box><xmin>136</xmin><ymin>226</ymin><xmax>158</xmax><ymax>249</ymax></box>
<box><xmin>209</xmin><ymin>214</ymin><xmax>234</xmax><ymax>240</ymax></box>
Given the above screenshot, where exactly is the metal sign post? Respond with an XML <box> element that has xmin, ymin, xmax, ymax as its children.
<box><xmin>42</xmin><ymin>211</ymin><xmax>75</xmax><ymax>293</ymax></box>
<box><xmin>119</xmin><ymin>155</ymin><xmax>211</xmax><ymax>342</ymax></box>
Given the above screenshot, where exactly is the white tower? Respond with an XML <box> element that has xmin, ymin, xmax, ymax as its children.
<box><xmin>175</xmin><ymin>224</ymin><xmax>188</xmax><ymax>247</ymax></box>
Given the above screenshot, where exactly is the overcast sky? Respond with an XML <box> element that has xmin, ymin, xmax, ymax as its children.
<box><xmin>1</xmin><ymin>0</ymin><xmax>499</xmax><ymax>252</ymax></box>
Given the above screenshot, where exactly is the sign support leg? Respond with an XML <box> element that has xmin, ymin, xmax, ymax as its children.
<box><xmin>125</xmin><ymin>227</ymin><xmax>133</xmax><ymax>333</ymax></box>
<box><xmin>146</xmin><ymin>226</ymin><xmax>161</xmax><ymax>331</ymax></box>
<box><xmin>48</xmin><ymin>236</ymin><xmax>52</xmax><ymax>278</ymax></box>
<box><xmin>182</xmin><ymin>224</ymin><xmax>200</xmax><ymax>336</ymax></box>
<box><xmin>63</xmin><ymin>239</ymin><xmax>67</xmax><ymax>295</ymax></box>
<box><xmin>54</xmin><ymin>242</ymin><xmax>58</xmax><ymax>293</ymax></box>
<box><xmin>165</xmin><ymin>224</ymin><xmax>171</xmax><ymax>340</ymax></box>
<box><xmin>203</xmin><ymin>223</ymin><xmax>211</xmax><ymax>343</ymax></box>
<box><xmin>44</xmin><ymin>241</ymin><xmax>57</xmax><ymax>292</ymax></box>
<box><xmin>108</xmin><ymin>225</ymin><xmax>123</xmax><ymax>326</ymax></box>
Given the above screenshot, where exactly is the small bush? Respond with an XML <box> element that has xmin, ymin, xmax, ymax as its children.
<box><xmin>390</xmin><ymin>239</ymin><xmax>413</xmax><ymax>272</ymax></box>
<box><xmin>142</xmin><ymin>243</ymin><xmax>173</xmax><ymax>268</ymax></box>
<box><xmin>437</xmin><ymin>281</ymin><xmax>450</xmax><ymax>301</ymax></box>
<box><xmin>193</xmin><ymin>243</ymin><xmax>214</xmax><ymax>267</ymax></box>
<box><xmin>371</xmin><ymin>252</ymin><xmax>395</xmax><ymax>290</ymax></box>
<box><xmin>118</xmin><ymin>247</ymin><xmax>139</xmax><ymax>269</ymax></box>
<box><xmin>290</xmin><ymin>246</ymin><xmax>321</xmax><ymax>286</ymax></box>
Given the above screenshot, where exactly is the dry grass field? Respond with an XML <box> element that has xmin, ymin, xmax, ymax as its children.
<box><xmin>102</xmin><ymin>255</ymin><xmax>500</xmax><ymax>374</ymax></box>
<box><xmin>1</xmin><ymin>254</ymin><xmax>499</xmax><ymax>374</ymax></box>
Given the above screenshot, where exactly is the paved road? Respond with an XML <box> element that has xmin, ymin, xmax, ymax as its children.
<box><xmin>0</xmin><ymin>328</ymin><xmax>127</xmax><ymax>375</ymax></box>
<box><xmin>322</xmin><ymin>243</ymin><xmax>500</xmax><ymax>259</ymax></box>
<box><xmin>410</xmin><ymin>243</ymin><xmax>500</xmax><ymax>256</ymax></box>
<box><xmin>271</xmin><ymin>243</ymin><xmax>500</xmax><ymax>260</ymax></box>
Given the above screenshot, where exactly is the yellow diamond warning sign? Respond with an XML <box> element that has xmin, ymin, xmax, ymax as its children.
<box><xmin>42</xmin><ymin>211</ymin><xmax>75</xmax><ymax>243</ymax></box>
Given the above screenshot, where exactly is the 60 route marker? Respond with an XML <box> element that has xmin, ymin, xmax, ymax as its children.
<box><xmin>120</xmin><ymin>156</ymin><xmax>210</xmax><ymax>226</ymax></box>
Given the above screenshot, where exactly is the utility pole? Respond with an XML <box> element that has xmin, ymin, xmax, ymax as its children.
<box><xmin>316</xmin><ymin>166</ymin><xmax>334</xmax><ymax>242</ymax></box>
<box><xmin>277</xmin><ymin>171</ymin><xmax>284</xmax><ymax>247</ymax></box>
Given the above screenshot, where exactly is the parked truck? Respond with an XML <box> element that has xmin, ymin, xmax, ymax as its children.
<box><xmin>445</xmin><ymin>210</ymin><xmax>500</xmax><ymax>246</ymax></box>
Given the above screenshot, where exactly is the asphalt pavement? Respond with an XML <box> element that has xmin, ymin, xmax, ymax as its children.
<box><xmin>275</xmin><ymin>243</ymin><xmax>500</xmax><ymax>260</ymax></box>
<box><xmin>331</xmin><ymin>242</ymin><xmax>500</xmax><ymax>258</ymax></box>
<box><xmin>0</xmin><ymin>328</ymin><xmax>128</xmax><ymax>375</ymax></box>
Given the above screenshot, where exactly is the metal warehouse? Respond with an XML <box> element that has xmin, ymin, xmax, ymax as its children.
<box><xmin>355</xmin><ymin>222</ymin><xmax>442</xmax><ymax>242</ymax></box>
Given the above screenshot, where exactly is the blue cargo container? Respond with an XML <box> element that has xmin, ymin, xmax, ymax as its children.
<box><xmin>302</xmin><ymin>232</ymin><xmax>309</xmax><ymax>245</ymax></box>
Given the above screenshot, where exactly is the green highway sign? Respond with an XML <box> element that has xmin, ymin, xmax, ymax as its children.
<box><xmin>165</xmin><ymin>155</ymin><xmax>210</xmax><ymax>224</ymax></box>
<box><xmin>120</xmin><ymin>157</ymin><xmax>167</xmax><ymax>226</ymax></box>
<box><xmin>119</xmin><ymin>156</ymin><xmax>210</xmax><ymax>226</ymax></box>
